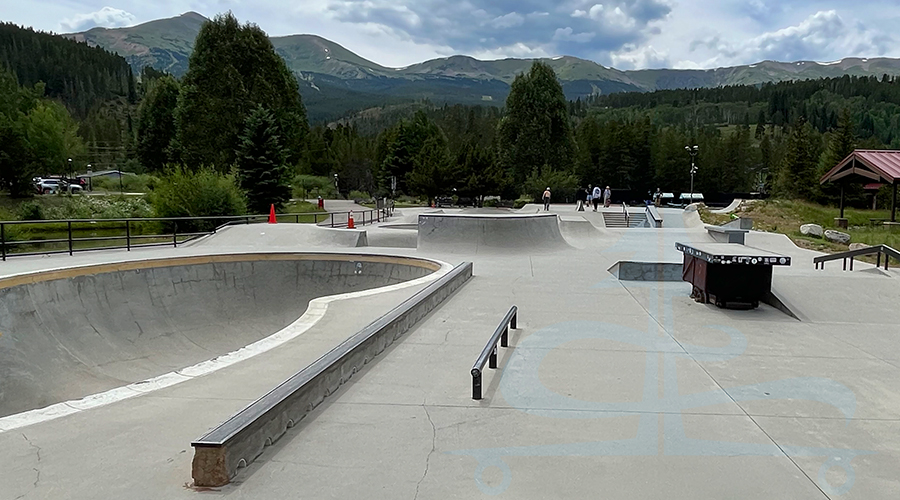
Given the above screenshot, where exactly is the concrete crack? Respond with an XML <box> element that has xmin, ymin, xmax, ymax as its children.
<box><xmin>414</xmin><ymin>405</ymin><xmax>436</xmax><ymax>500</ymax></box>
<box><xmin>21</xmin><ymin>433</ymin><xmax>42</xmax><ymax>492</ymax></box>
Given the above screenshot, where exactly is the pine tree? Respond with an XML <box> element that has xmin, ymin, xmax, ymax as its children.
<box><xmin>174</xmin><ymin>13</ymin><xmax>308</xmax><ymax>170</ymax></box>
<box><xmin>776</xmin><ymin>118</ymin><xmax>818</xmax><ymax>200</ymax></box>
<box><xmin>235</xmin><ymin>105</ymin><xmax>291</xmax><ymax>214</ymax></box>
<box><xmin>497</xmin><ymin>62</ymin><xmax>576</xmax><ymax>186</ymax></box>
<box><xmin>136</xmin><ymin>76</ymin><xmax>179</xmax><ymax>172</ymax></box>
<box><xmin>817</xmin><ymin>108</ymin><xmax>858</xmax><ymax>203</ymax></box>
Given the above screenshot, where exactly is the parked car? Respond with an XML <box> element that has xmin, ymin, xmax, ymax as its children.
<box><xmin>34</xmin><ymin>178</ymin><xmax>83</xmax><ymax>194</ymax></box>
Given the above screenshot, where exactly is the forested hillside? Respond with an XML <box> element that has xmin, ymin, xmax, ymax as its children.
<box><xmin>0</xmin><ymin>23</ymin><xmax>135</xmax><ymax>117</ymax></box>
<box><xmin>0</xmin><ymin>23</ymin><xmax>139</xmax><ymax>172</ymax></box>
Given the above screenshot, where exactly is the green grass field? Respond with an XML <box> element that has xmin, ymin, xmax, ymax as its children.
<box><xmin>701</xmin><ymin>199</ymin><xmax>900</xmax><ymax>253</ymax></box>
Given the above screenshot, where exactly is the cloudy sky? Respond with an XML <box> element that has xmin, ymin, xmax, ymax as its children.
<box><xmin>4</xmin><ymin>0</ymin><xmax>900</xmax><ymax>70</ymax></box>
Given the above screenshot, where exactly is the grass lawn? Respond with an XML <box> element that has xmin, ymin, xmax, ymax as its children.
<box><xmin>700</xmin><ymin>199</ymin><xmax>900</xmax><ymax>253</ymax></box>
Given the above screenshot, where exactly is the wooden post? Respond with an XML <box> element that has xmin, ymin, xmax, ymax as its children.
<box><xmin>839</xmin><ymin>183</ymin><xmax>845</xmax><ymax>219</ymax></box>
<box><xmin>892</xmin><ymin>182</ymin><xmax>898</xmax><ymax>223</ymax></box>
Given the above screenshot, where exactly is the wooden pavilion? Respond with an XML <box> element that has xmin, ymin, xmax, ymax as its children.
<box><xmin>820</xmin><ymin>150</ymin><xmax>900</xmax><ymax>222</ymax></box>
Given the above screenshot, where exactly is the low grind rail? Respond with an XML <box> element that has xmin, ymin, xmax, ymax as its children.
<box><xmin>191</xmin><ymin>261</ymin><xmax>473</xmax><ymax>487</ymax></box>
<box><xmin>814</xmin><ymin>244</ymin><xmax>900</xmax><ymax>271</ymax></box>
<box><xmin>0</xmin><ymin>207</ymin><xmax>391</xmax><ymax>261</ymax></box>
<box><xmin>471</xmin><ymin>306</ymin><xmax>517</xmax><ymax>400</ymax></box>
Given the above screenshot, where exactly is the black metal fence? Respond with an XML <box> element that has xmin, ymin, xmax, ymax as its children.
<box><xmin>0</xmin><ymin>207</ymin><xmax>392</xmax><ymax>261</ymax></box>
<box><xmin>471</xmin><ymin>306</ymin><xmax>518</xmax><ymax>400</ymax></box>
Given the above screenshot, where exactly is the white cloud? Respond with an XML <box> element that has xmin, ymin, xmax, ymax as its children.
<box><xmin>490</xmin><ymin>12</ymin><xmax>525</xmax><ymax>29</ymax></box>
<box><xmin>470</xmin><ymin>42</ymin><xmax>552</xmax><ymax>60</ymax></box>
<box><xmin>610</xmin><ymin>43</ymin><xmax>669</xmax><ymax>69</ymax></box>
<box><xmin>552</xmin><ymin>27</ymin><xmax>595</xmax><ymax>43</ymax></box>
<box><xmin>60</xmin><ymin>6</ymin><xmax>136</xmax><ymax>32</ymax></box>
<box><xmin>686</xmin><ymin>10</ymin><xmax>895</xmax><ymax>68</ymax></box>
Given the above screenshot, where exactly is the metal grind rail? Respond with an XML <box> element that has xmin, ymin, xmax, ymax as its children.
<box><xmin>622</xmin><ymin>202</ymin><xmax>630</xmax><ymax>227</ymax></box>
<box><xmin>814</xmin><ymin>244</ymin><xmax>900</xmax><ymax>271</ymax></box>
<box><xmin>471</xmin><ymin>306</ymin><xmax>518</xmax><ymax>400</ymax></box>
<box><xmin>0</xmin><ymin>207</ymin><xmax>391</xmax><ymax>261</ymax></box>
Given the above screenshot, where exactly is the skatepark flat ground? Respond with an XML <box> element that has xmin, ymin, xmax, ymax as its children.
<box><xmin>1</xmin><ymin>206</ymin><xmax>899</xmax><ymax>499</ymax></box>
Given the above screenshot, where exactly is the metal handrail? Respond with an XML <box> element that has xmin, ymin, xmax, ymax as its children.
<box><xmin>622</xmin><ymin>202</ymin><xmax>630</xmax><ymax>227</ymax></box>
<box><xmin>471</xmin><ymin>306</ymin><xmax>518</xmax><ymax>400</ymax></box>
<box><xmin>0</xmin><ymin>207</ymin><xmax>391</xmax><ymax>261</ymax></box>
<box><xmin>813</xmin><ymin>244</ymin><xmax>900</xmax><ymax>271</ymax></box>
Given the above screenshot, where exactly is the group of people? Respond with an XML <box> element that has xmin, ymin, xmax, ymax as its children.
<box><xmin>575</xmin><ymin>185</ymin><xmax>611</xmax><ymax>212</ymax></box>
<box><xmin>540</xmin><ymin>185</ymin><xmax>611</xmax><ymax>212</ymax></box>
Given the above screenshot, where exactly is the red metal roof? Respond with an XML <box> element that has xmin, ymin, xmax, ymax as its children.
<box><xmin>863</xmin><ymin>183</ymin><xmax>884</xmax><ymax>190</ymax></box>
<box><xmin>821</xmin><ymin>150</ymin><xmax>900</xmax><ymax>184</ymax></box>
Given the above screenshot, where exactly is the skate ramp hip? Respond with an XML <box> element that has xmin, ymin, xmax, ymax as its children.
<box><xmin>0</xmin><ymin>253</ymin><xmax>438</xmax><ymax>418</ymax></box>
<box><xmin>417</xmin><ymin>213</ymin><xmax>572</xmax><ymax>254</ymax></box>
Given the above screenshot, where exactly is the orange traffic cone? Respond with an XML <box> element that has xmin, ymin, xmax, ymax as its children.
<box><xmin>268</xmin><ymin>204</ymin><xmax>277</xmax><ymax>224</ymax></box>
<box><xmin>347</xmin><ymin>211</ymin><xmax>355</xmax><ymax>229</ymax></box>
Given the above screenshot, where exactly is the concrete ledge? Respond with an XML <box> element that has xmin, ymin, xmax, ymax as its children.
<box><xmin>645</xmin><ymin>206</ymin><xmax>663</xmax><ymax>228</ymax></box>
<box><xmin>608</xmin><ymin>261</ymin><xmax>683</xmax><ymax>281</ymax></box>
<box><xmin>190</xmin><ymin>261</ymin><xmax>474</xmax><ymax>487</ymax></box>
<box><xmin>705</xmin><ymin>225</ymin><xmax>748</xmax><ymax>244</ymax></box>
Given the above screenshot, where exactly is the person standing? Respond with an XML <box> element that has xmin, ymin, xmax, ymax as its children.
<box><xmin>603</xmin><ymin>186</ymin><xmax>612</xmax><ymax>208</ymax></box>
<box><xmin>576</xmin><ymin>186</ymin><xmax>586</xmax><ymax>211</ymax></box>
<box><xmin>654</xmin><ymin>188</ymin><xmax>662</xmax><ymax>207</ymax></box>
<box><xmin>586</xmin><ymin>184</ymin><xmax>593</xmax><ymax>210</ymax></box>
<box><xmin>592</xmin><ymin>185</ymin><xmax>602</xmax><ymax>211</ymax></box>
<box><xmin>542</xmin><ymin>187</ymin><xmax>552</xmax><ymax>211</ymax></box>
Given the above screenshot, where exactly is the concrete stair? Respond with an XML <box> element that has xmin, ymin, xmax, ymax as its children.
<box><xmin>602</xmin><ymin>211</ymin><xmax>648</xmax><ymax>228</ymax></box>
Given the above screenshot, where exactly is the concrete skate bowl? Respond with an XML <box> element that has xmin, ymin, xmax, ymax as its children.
<box><xmin>0</xmin><ymin>253</ymin><xmax>440</xmax><ymax>419</ymax></box>
<box><xmin>417</xmin><ymin>213</ymin><xmax>572</xmax><ymax>254</ymax></box>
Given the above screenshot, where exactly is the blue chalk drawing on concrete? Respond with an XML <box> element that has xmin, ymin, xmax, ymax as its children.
<box><xmin>449</xmin><ymin>276</ymin><xmax>872</xmax><ymax>496</ymax></box>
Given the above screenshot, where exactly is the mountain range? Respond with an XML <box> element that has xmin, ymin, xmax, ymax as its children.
<box><xmin>66</xmin><ymin>12</ymin><xmax>900</xmax><ymax>119</ymax></box>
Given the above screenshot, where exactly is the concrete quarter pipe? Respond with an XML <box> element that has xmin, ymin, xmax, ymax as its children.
<box><xmin>417</xmin><ymin>213</ymin><xmax>572</xmax><ymax>253</ymax></box>
<box><xmin>0</xmin><ymin>254</ymin><xmax>437</xmax><ymax>418</ymax></box>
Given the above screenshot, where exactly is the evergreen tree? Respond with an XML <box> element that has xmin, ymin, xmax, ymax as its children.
<box><xmin>497</xmin><ymin>62</ymin><xmax>576</xmax><ymax>185</ymax></box>
<box><xmin>820</xmin><ymin>108</ymin><xmax>856</xmax><ymax>170</ymax></box>
<box><xmin>407</xmin><ymin>135</ymin><xmax>457</xmax><ymax>204</ymax></box>
<box><xmin>136</xmin><ymin>76</ymin><xmax>179</xmax><ymax>172</ymax></box>
<box><xmin>458</xmin><ymin>142</ymin><xmax>504</xmax><ymax>206</ymax></box>
<box><xmin>174</xmin><ymin>13</ymin><xmax>308</xmax><ymax>170</ymax></box>
<box><xmin>235</xmin><ymin>105</ymin><xmax>291</xmax><ymax>214</ymax></box>
<box><xmin>817</xmin><ymin>108</ymin><xmax>858</xmax><ymax>203</ymax></box>
<box><xmin>776</xmin><ymin>118</ymin><xmax>819</xmax><ymax>200</ymax></box>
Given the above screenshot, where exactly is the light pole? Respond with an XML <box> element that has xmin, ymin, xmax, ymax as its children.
<box><xmin>86</xmin><ymin>163</ymin><xmax>92</xmax><ymax>192</ymax></box>
<box><xmin>333</xmin><ymin>173</ymin><xmax>339</xmax><ymax>198</ymax></box>
<box><xmin>685</xmin><ymin>145</ymin><xmax>699</xmax><ymax>206</ymax></box>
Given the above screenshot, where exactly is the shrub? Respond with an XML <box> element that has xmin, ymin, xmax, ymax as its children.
<box><xmin>18</xmin><ymin>201</ymin><xmax>45</xmax><ymax>221</ymax></box>
<box><xmin>483</xmin><ymin>198</ymin><xmax>499</xmax><ymax>208</ymax></box>
<box><xmin>348</xmin><ymin>190</ymin><xmax>371</xmax><ymax>202</ymax></box>
<box><xmin>91</xmin><ymin>174</ymin><xmax>157</xmax><ymax>193</ymax></box>
<box><xmin>42</xmin><ymin>196</ymin><xmax>153</xmax><ymax>220</ymax></box>
<box><xmin>514</xmin><ymin>196</ymin><xmax>533</xmax><ymax>209</ymax></box>
<box><xmin>292</xmin><ymin>175</ymin><xmax>337</xmax><ymax>199</ymax></box>
<box><xmin>150</xmin><ymin>166</ymin><xmax>247</xmax><ymax>231</ymax></box>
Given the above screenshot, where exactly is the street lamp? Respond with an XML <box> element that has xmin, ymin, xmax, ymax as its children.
<box><xmin>685</xmin><ymin>145</ymin><xmax>699</xmax><ymax>206</ymax></box>
<box><xmin>333</xmin><ymin>173</ymin><xmax>339</xmax><ymax>198</ymax></box>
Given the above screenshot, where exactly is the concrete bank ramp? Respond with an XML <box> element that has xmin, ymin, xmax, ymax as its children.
<box><xmin>189</xmin><ymin>224</ymin><xmax>367</xmax><ymax>248</ymax></box>
<box><xmin>417</xmin><ymin>212</ymin><xmax>572</xmax><ymax>254</ymax></box>
<box><xmin>0</xmin><ymin>254</ymin><xmax>437</xmax><ymax>418</ymax></box>
<box><xmin>771</xmin><ymin>272</ymin><xmax>900</xmax><ymax>324</ymax></box>
<box><xmin>558</xmin><ymin>215</ymin><xmax>605</xmax><ymax>248</ymax></box>
<box><xmin>711</xmin><ymin>199</ymin><xmax>743</xmax><ymax>214</ymax></box>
